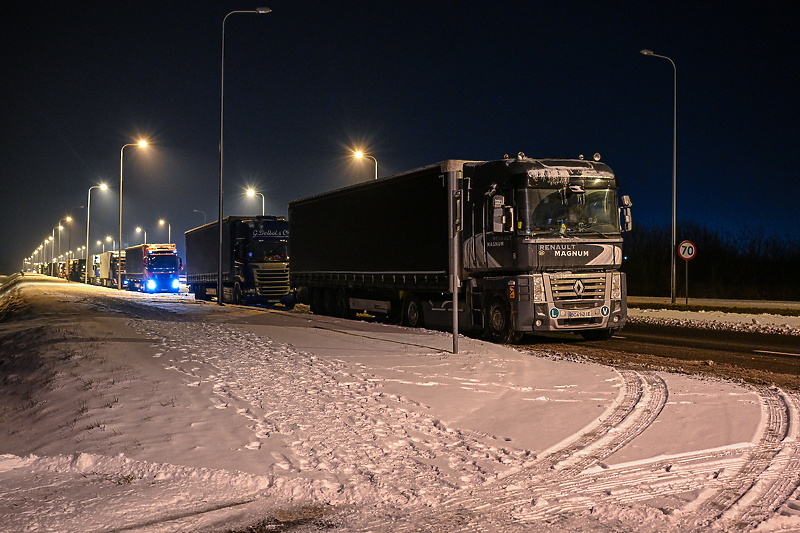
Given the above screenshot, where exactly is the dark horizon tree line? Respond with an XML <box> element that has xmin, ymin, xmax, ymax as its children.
<box><xmin>621</xmin><ymin>222</ymin><xmax>800</xmax><ymax>301</ymax></box>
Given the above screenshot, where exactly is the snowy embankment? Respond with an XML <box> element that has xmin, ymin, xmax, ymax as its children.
<box><xmin>1</xmin><ymin>277</ymin><xmax>800</xmax><ymax>532</ymax></box>
<box><xmin>628</xmin><ymin>307</ymin><xmax>800</xmax><ymax>336</ymax></box>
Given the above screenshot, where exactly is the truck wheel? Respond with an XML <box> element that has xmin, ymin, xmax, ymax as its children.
<box><xmin>579</xmin><ymin>329</ymin><xmax>616</xmax><ymax>341</ymax></box>
<box><xmin>321</xmin><ymin>288</ymin><xmax>336</xmax><ymax>316</ymax></box>
<box><xmin>233</xmin><ymin>284</ymin><xmax>244</xmax><ymax>305</ymax></box>
<box><xmin>401</xmin><ymin>296</ymin><xmax>424</xmax><ymax>328</ymax></box>
<box><xmin>484</xmin><ymin>295</ymin><xmax>522</xmax><ymax>344</ymax></box>
<box><xmin>335</xmin><ymin>289</ymin><xmax>355</xmax><ymax>319</ymax></box>
<box><xmin>309</xmin><ymin>288</ymin><xmax>323</xmax><ymax>314</ymax></box>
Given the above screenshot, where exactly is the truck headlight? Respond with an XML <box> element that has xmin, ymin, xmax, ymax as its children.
<box><xmin>146</xmin><ymin>279</ymin><xmax>157</xmax><ymax>291</ymax></box>
<box><xmin>172</xmin><ymin>279</ymin><xmax>181</xmax><ymax>290</ymax></box>
<box><xmin>532</xmin><ymin>275</ymin><xmax>545</xmax><ymax>302</ymax></box>
<box><xmin>611</xmin><ymin>273</ymin><xmax>622</xmax><ymax>300</ymax></box>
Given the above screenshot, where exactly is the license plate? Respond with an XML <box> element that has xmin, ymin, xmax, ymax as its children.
<box><xmin>567</xmin><ymin>310</ymin><xmax>594</xmax><ymax>318</ymax></box>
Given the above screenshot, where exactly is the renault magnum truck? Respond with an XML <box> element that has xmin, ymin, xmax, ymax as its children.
<box><xmin>289</xmin><ymin>153</ymin><xmax>632</xmax><ymax>342</ymax></box>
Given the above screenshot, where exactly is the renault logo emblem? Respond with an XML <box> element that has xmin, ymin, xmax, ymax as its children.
<box><xmin>573</xmin><ymin>280</ymin><xmax>585</xmax><ymax>296</ymax></box>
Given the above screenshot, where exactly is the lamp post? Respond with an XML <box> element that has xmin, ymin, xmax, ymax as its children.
<box><xmin>640</xmin><ymin>49</ymin><xmax>677</xmax><ymax>304</ymax></box>
<box><xmin>159</xmin><ymin>219</ymin><xmax>171</xmax><ymax>242</ymax></box>
<box><xmin>52</xmin><ymin>226</ymin><xmax>63</xmax><ymax>263</ymax></box>
<box><xmin>353</xmin><ymin>150</ymin><xmax>378</xmax><ymax>180</ymax></box>
<box><xmin>118</xmin><ymin>140</ymin><xmax>148</xmax><ymax>289</ymax></box>
<box><xmin>85</xmin><ymin>183</ymin><xmax>108</xmax><ymax>282</ymax></box>
<box><xmin>246</xmin><ymin>188</ymin><xmax>265</xmax><ymax>215</ymax></box>
<box><xmin>57</xmin><ymin>217</ymin><xmax>72</xmax><ymax>259</ymax></box>
<box><xmin>136</xmin><ymin>227</ymin><xmax>147</xmax><ymax>244</ymax></box>
<box><xmin>219</xmin><ymin>7</ymin><xmax>272</xmax><ymax>305</ymax></box>
<box><xmin>193</xmin><ymin>209</ymin><xmax>207</xmax><ymax>224</ymax></box>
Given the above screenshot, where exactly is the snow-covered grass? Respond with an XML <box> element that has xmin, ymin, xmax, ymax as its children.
<box><xmin>1</xmin><ymin>276</ymin><xmax>800</xmax><ymax>532</ymax></box>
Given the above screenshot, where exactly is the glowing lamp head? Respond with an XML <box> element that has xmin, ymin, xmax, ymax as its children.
<box><xmin>137</xmin><ymin>140</ymin><xmax>148</xmax><ymax>148</ymax></box>
<box><xmin>354</xmin><ymin>150</ymin><xmax>364</xmax><ymax>159</ymax></box>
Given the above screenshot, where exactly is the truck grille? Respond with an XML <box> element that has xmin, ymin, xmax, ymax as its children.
<box><xmin>255</xmin><ymin>265</ymin><xmax>290</xmax><ymax>296</ymax></box>
<box><xmin>550</xmin><ymin>273</ymin><xmax>607</xmax><ymax>307</ymax></box>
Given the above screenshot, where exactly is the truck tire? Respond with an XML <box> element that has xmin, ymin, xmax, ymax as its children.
<box><xmin>484</xmin><ymin>295</ymin><xmax>523</xmax><ymax>344</ymax></box>
<box><xmin>321</xmin><ymin>288</ymin><xmax>336</xmax><ymax>316</ymax></box>
<box><xmin>233</xmin><ymin>284</ymin><xmax>244</xmax><ymax>306</ymax></box>
<box><xmin>335</xmin><ymin>289</ymin><xmax>355</xmax><ymax>319</ymax></box>
<box><xmin>309</xmin><ymin>288</ymin><xmax>323</xmax><ymax>314</ymax></box>
<box><xmin>401</xmin><ymin>296</ymin><xmax>424</xmax><ymax>328</ymax></box>
<box><xmin>579</xmin><ymin>329</ymin><xmax>616</xmax><ymax>341</ymax></box>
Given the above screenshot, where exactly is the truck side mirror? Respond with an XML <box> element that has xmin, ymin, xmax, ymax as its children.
<box><xmin>619</xmin><ymin>195</ymin><xmax>633</xmax><ymax>232</ymax></box>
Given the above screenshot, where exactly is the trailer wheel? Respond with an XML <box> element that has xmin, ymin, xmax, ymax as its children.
<box><xmin>309</xmin><ymin>288</ymin><xmax>323</xmax><ymax>314</ymax></box>
<box><xmin>335</xmin><ymin>289</ymin><xmax>355</xmax><ymax>319</ymax></box>
<box><xmin>321</xmin><ymin>288</ymin><xmax>336</xmax><ymax>316</ymax></box>
<box><xmin>401</xmin><ymin>296</ymin><xmax>424</xmax><ymax>328</ymax></box>
<box><xmin>484</xmin><ymin>295</ymin><xmax>522</xmax><ymax>344</ymax></box>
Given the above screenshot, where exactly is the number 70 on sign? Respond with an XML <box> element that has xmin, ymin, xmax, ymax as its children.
<box><xmin>678</xmin><ymin>240</ymin><xmax>697</xmax><ymax>261</ymax></box>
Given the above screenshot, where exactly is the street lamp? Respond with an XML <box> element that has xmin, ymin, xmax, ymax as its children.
<box><xmin>57</xmin><ymin>217</ymin><xmax>72</xmax><ymax>259</ymax></box>
<box><xmin>353</xmin><ymin>150</ymin><xmax>378</xmax><ymax>180</ymax></box>
<box><xmin>640</xmin><ymin>49</ymin><xmax>677</xmax><ymax>304</ymax></box>
<box><xmin>193</xmin><ymin>209</ymin><xmax>207</xmax><ymax>224</ymax></box>
<box><xmin>118</xmin><ymin>140</ymin><xmax>148</xmax><ymax>289</ymax></box>
<box><xmin>246</xmin><ymin>188</ymin><xmax>265</xmax><ymax>215</ymax></box>
<box><xmin>219</xmin><ymin>7</ymin><xmax>272</xmax><ymax>305</ymax></box>
<box><xmin>136</xmin><ymin>226</ymin><xmax>147</xmax><ymax>244</ymax></box>
<box><xmin>159</xmin><ymin>219</ymin><xmax>171</xmax><ymax>242</ymax></box>
<box><xmin>85</xmin><ymin>183</ymin><xmax>108</xmax><ymax>282</ymax></box>
<box><xmin>52</xmin><ymin>225</ymin><xmax>63</xmax><ymax>263</ymax></box>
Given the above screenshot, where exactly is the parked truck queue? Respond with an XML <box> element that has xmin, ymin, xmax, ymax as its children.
<box><xmin>27</xmin><ymin>152</ymin><xmax>632</xmax><ymax>344</ymax></box>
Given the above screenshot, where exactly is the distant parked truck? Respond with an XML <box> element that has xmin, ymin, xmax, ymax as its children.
<box><xmin>66</xmin><ymin>258</ymin><xmax>85</xmax><ymax>282</ymax></box>
<box><xmin>123</xmin><ymin>243</ymin><xmax>183</xmax><ymax>292</ymax></box>
<box><xmin>289</xmin><ymin>154</ymin><xmax>633</xmax><ymax>342</ymax></box>
<box><xmin>184</xmin><ymin>216</ymin><xmax>293</xmax><ymax>306</ymax></box>
<box><xmin>97</xmin><ymin>251</ymin><xmax>124</xmax><ymax>288</ymax></box>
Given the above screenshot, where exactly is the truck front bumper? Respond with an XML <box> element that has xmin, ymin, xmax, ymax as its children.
<box><xmin>514</xmin><ymin>272</ymin><xmax>627</xmax><ymax>333</ymax></box>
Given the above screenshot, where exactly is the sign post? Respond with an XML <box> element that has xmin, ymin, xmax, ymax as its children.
<box><xmin>678</xmin><ymin>240</ymin><xmax>697</xmax><ymax>305</ymax></box>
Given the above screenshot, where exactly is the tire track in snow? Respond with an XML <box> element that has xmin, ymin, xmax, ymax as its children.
<box><xmin>352</xmin><ymin>369</ymin><xmax>670</xmax><ymax>531</ymax></box>
<box><xmin>702</xmin><ymin>388</ymin><xmax>800</xmax><ymax>532</ymax></box>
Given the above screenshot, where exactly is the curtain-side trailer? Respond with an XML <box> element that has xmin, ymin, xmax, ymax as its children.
<box><xmin>185</xmin><ymin>216</ymin><xmax>293</xmax><ymax>307</ymax></box>
<box><xmin>289</xmin><ymin>154</ymin><xmax>633</xmax><ymax>342</ymax></box>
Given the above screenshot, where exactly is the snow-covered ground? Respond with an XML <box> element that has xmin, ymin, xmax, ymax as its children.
<box><xmin>1</xmin><ymin>276</ymin><xmax>800</xmax><ymax>532</ymax></box>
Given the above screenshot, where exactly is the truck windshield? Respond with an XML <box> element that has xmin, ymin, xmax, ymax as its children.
<box><xmin>148</xmin><ymin>255</ymin><xmax>180</xmax><ymax>271</ymax></box>
<box><xmin>246</xmin><ymin>241</ymin><xmax>288</xmax><ymax>262</ymax></box>
<box><xmin>516</xmin><ymin>187</ymin><xmax>620</xmax><ymax>236</ymax></box>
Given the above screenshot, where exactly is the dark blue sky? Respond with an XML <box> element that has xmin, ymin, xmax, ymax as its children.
<box><xmin>1</xmin><ymin>1</ymin><xmax>797</xmax><ymax>272</ymax></box>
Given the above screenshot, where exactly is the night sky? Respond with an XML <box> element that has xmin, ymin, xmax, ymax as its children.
<box><xmin>2</xmin><ymin>1</ymin><xmax>797</xmax><ymax>273</ymax></box>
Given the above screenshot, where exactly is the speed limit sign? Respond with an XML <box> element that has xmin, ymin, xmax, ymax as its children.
<box><xmin>678</xmin><ymin>240</ymin><xmax>697</xmax><ymax>261</ymax></box>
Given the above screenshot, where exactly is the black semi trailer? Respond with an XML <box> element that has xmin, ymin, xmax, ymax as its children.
<box><xmin>185</xmin><ymin>215</ymin><xmax>293</xmax><ymax>306</ymax></box>
<box><xmin>289</xmin><ymin>154</ymin><xmax>633</xmax><ymax>342</ymax></box>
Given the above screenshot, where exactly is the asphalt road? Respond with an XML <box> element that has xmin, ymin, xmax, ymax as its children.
<box><xmin>516</xmin><ymin>322</ymin><xmax>800</xmax><ymax>390</ymax></box>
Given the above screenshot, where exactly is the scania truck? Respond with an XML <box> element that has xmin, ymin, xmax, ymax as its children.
<box><xmin>185</xmin><ymin>216</ymin><xmax>293</xmax><ymax>307</ymax></box>
<box><xmin>289</xmin><ymin>153</ymin><xmax>633</xmax><ymax>342</ymax></box>
<box><xmin>123</xmin><ymin>243</ymin><xmax>183</xmax><ymax>292</ymax></box>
